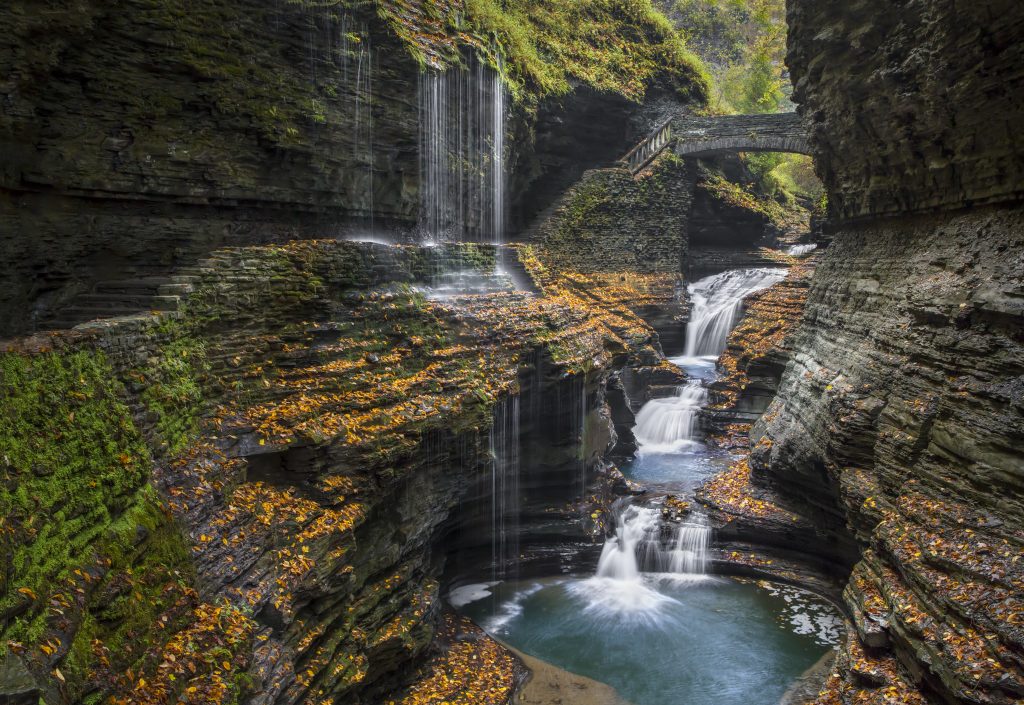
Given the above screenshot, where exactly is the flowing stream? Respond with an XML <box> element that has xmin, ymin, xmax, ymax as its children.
<box><xmin>454</xmin><ymin>267</ymin><xmax>842</xmax><ymax>705</ymax></box>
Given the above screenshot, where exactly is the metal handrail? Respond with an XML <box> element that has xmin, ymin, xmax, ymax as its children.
<box><xmin>617</xmin><ymin>117</ymin><xmax>674</xmax><ymax>173</ymax></box>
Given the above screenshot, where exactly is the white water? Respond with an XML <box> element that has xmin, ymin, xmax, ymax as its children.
<box><xmin>682</xmin><ymin>268</ymin><xmax>788</xmax><ymax>359</ymax></box>
<box><xmin>594</xmin><ymin>268</ymin><xmax>786</xmax><ymax>599</ymax></box>
<box><xmin>632</xmin><ymin>380</ymin><xmax>708</xmax><ymax>453</ymax></box>
<box><xmin>418</xmin><ymin>60</ymin><xmax>507</xmax><ymax>244</ymax></box>
<box><xmin>490</xmin><ymin>395</ymin><xmax>521</xmax><ymax>580</ymax></box>
<box><xmin>787</xmin><ymin>243</ymin><xmax>817</xmax><ymax>257</ymax></box>
<box><xmin>595</xmin><ymin>504</ymin><xmax>710</xmax><ymax>581</ymax></box>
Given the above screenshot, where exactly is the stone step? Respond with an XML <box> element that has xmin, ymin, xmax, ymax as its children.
<box><xmin>157</xmin><ymin>282</ymin><xmax>195</xmax><ymax>296</ymax></box>
<box><xmin>68</xmin><ymin>294</ymin><xmax>154</xmax><ymax>309</ymax></box>
<box><xmin>93</xmin><ymin>277</ymin><xmax>172</xmax><ymax>294</ymax></box>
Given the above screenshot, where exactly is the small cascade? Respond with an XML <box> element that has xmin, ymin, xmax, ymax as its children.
<box><xmin>787</xmin><ymin>243</ymin><xmax>817</xmax><ymax>257</ymax></box>
<box><xmin>682</xmin><ymin>268</ymin><xmax>788</xmax><ymax>358</ymax></box>
<box><xmin>632</xmin><ymin>380</ymin><xmax>708</xmax><ymax>453</ymax></box>
<box><xmin>667</xmin><ymin>515</ymin><xmax>710</xmax><ymax>575</ymax></box>
<box><xmin>595</xmin><ymin>504</ymin><xmax>710</xmax><ymax>580</ymax></box>
<box><xmin>418</xmin><ymin>59</ymin><xmax>508</xmax><ymax>244</ymax></box>
<box><xmin>490</xmin><ymin>395</ymin><xmax>521</xmax><ymax>581</ymax></box>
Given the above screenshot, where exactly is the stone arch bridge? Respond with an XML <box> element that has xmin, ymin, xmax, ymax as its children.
<box><xmin>620</xmin><ymin>112</ymin><xmax>810</xmax><ymax>172</ymax></box>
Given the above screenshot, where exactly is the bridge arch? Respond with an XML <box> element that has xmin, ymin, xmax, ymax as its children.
<box><xmin>672</xmin><ymin>112</ymin><xmax>811</xmax><ymax>158</ymax></box>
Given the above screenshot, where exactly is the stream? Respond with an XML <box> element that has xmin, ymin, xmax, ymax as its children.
<box><xmin>453</xmin><ymin>268</ymin><xmax>843</xmax><ymax>705</ymax></box>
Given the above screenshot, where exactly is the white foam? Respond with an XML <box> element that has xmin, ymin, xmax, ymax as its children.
<box><xmin>448</xmin><ymin>582</ymin><xmax>499</xmax><ymax>608</ymax></box>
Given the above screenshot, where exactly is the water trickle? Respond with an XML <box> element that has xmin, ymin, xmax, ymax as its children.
<box><xmin>682</xmin><ymin>268</ymin><xmax>788</xmax><ymax>359</ymax></box>
<box><xmin>579</xmin><ymin>381</ymin><xmax>588</xmax><ymax>498</ymax></box>
<box><xmin>490</xmin><ymin>395</ymin><xmax>521</xmax><ymax>581</ymax></box>
<box><xmin>418</xmin><ymin>59</ymin><xmax>508</xmax><ymax>244</ymax></box>
<box><xmin>336</xmin><ymin>16</ymin><xmax>375</xmax><ymax>222</ymax></box>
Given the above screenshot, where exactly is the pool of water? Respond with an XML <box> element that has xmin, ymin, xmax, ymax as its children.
<box><xmin>457</xmin><ymin>575</ymin><xmax>841</xmax><ymax>705</ymax></box>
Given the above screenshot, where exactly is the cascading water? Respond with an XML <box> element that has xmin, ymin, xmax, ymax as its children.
<box><xmin>787</xmin><ymin>243</ymin><xmax>817</xmax><ymax>257</ymax></box>
<box><xmin>595</xmin><ymin>503</ymin><xmax>710</xmax><ymax>581</ymax></box>
<box><xmin>632</xmin><ymin>380</ymin><xmax>708</xmax><ymax>453</ymax></box>
<box><xmin>418</xmin><ymin>59</ymin><xmax>507</xmax><ymax>244</ymax></box>
<box><xmin>682</xmin><ymin>267</ymin><xmax>788</xmax><ymax>359</ymax></box>
<box><xmin>490</xmin><ymin>395</ymin><xmax>521</xmax><ymax>581</ymax></box>
<box><xmin>629</xmin><ymin>268</ymin><xmax>788</xmax><ymax>463</ymax></box>
<box><xmin>454</xmin><ymin>266</ymin><xmax>843</xmax><ymax>705</ymax></box>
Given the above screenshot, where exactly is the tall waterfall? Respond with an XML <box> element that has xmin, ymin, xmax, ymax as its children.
<box><xmin>682</xmin><ymin>268</ymin><xmax>788</xmax><ymax>358</ymax></box>
<box><xmin>418</xmin><ymin>60</ymin><xmax>508</xmax><ymax>244</ymax></box>
<box><xmin>595</xmin><ymin>504</ymin><xmax>710</xmax><ymax>580</ymax></box>
<box><xmin>490</xmin><ymin>395</ymin><xmax>521</xmax><ymax>580</ymax></box>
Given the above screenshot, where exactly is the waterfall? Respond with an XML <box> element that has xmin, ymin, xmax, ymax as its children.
<box><xmin>682</xmin><ymin>268</ymin><xmax>788</xmax><ymax>358</ymax></box>
<box><xmin>787</xmin><ymin>243</ymin><xmax>817</xmax><ymax>257</ymax></box>
<box><xmin>336</xmin><ymin>15</ymin><xmax>375</xmax><ymax>224</ymax></box>
<box><xmin>632</xmin><ymin>380</ymin><xmax>707</xmax><ymax>453</ymax></box>
<box><xmin>667</xmin><ymin>515</ymin><xmax>710</xmax><ymax>574</ymax></box>
<box><xmin>490</xmin><ymin>395</ymin><xmax>521</xmax><ymax>581</ymax></box>
<box><xmin>595</xmin><ymin>504</ymin><xmax>710</xmax><ymax>580</ymax></box>
<box><xmin>418</xmin><ymin>59</ymin><xmax>508</xmax><ymax>244</ymax></box>
<box><xmin>579</xmin><ymin>381</ymin><xmax>588</xmax><ymax>499</ymax></box>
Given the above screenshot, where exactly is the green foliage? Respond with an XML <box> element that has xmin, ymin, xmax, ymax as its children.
<box><xmin>700</xmin><ymin>171</ymin><xmax>792</xmax><ymax>225</ymax></box>
<box><xmin>743</xmin><ymin>152</ymin><xmax>822</xmax><ymax>202</ymax></box>
<box><xmin>672</xmin><ymin>0</ymin><xmax>788</xmax><ymax>114</ymax></box>
<box><xmin>0</xmin><ymin>350</ymin><xmax>189</xmax><ymax>651</ymax></box>
<box><xmin>376</xmin><ymin>0</ymin><xmax>711</xmax><ymax>104</ymax></box>
<box><xmin>136</xmin><ymin>322</ymin><xmax>210</xmax><ymax>456</ymax></box>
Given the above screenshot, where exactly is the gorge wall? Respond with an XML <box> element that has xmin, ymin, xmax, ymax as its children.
<box><xmin>0</xmin><ymin>240</ymin><xmax>672</xmax><ymax>705</ymax></box>
<box><xmin>0</xmin><ymin>0</ymin><xmax>707</xmax><ymax>337</ymax></box>
<box><xmin>746</xmin><ymin>2</ymin><xmax>1024</xmax><ymax>703</ymax></box>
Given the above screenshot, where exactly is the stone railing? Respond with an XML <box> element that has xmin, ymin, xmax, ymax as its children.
<box><xmin>618</xmin><ymin>118</ymin><xmax>675</xmax><ymax>173</ymax></box>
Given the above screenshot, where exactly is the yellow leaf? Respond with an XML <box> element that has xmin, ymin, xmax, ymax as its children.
<box><xmin>222</xmin><ymin>660</ymin><xmax>231</xmax><ymax>670</ymax></box>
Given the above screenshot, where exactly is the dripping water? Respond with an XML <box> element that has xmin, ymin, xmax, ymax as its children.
<box><xmin>418</xmin><ymin>59</ymin><xmax>508</xmax><ymax>244</ymax></box>
<box><xmin>490</xmin><ymin>395</ymin><xmax>521</xmax><ymax>581</ymax></box>
<box><xmin>579</xmin><ymin>380</ymin><xmax>588</xmax><ymax>499</ymax></box>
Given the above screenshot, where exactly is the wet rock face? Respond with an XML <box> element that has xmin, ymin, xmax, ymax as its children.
<box><xmin>752</xmin><ymin>206</ymin><xmax>1024</xmax><ymax>703</ymax></box>
<box><xmin>0</xmin><ymin>0</ymin><xmax>698</xmax><ymax>337</ymax></box>
<box><xmin>772</xmin><ymin>4</ymin><xmax>1024</xmax><ymax>701</ymax></box>
<box><xmin>786</xmin><ymin>0</ymin><xmax>1024</xmax><ymax>220</ymax></box>
<box><xmin>1</xmin><ymin>1</ymin><xmax>424</xmax><ymax>336</ymax></box>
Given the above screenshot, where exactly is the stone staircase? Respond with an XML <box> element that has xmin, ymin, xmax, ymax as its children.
<box><xmin>42</xmin><ymin>276</ymin><xmax>196</xmax><ymax>329</ymax></box>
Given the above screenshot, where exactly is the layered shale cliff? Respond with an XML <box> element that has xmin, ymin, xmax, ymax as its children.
<box><xmin>0</xmin><ymin>240</ymin><xmax>675</xmax><ymax>705</ymax></box>
<box><xmin>739</xmin><ymin>2</ymin><xmax>1024</xmax><ymax>703</ymax></box>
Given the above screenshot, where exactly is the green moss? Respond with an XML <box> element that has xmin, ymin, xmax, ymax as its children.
<box><xmin>700</xmin><ymin>171</ymin><xmax>797</xmax><ymax>225</ymax></box>
<box><xmin>0</xmin><ymin>349</ymin><xmax>195</xmax><ymax>699</ymax></box>
<box><xmin>375</xmin><ymin>0</ymin><xmax>710</xmax><ymax>104</ymax></box>
<box><xmin>136</xmin><ymin>321</ymin><xmax>210</xmax><ymax>456</ymax></box>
